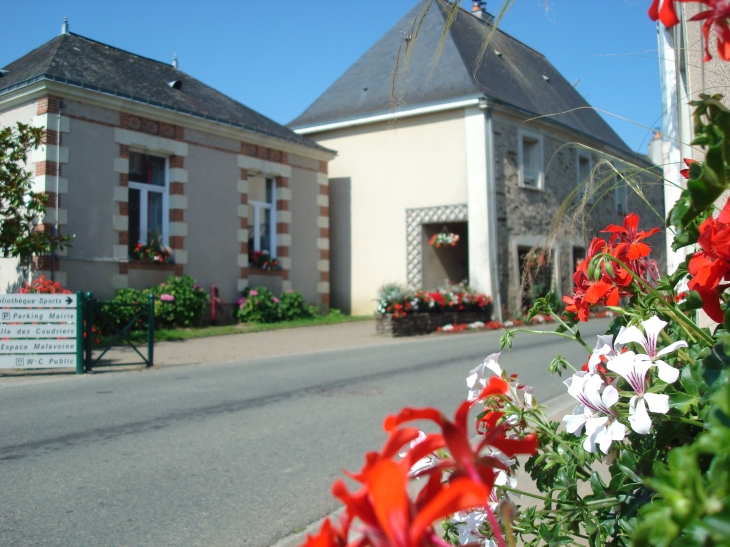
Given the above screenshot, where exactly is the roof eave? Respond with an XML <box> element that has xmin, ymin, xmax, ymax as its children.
<box><xmin>0</xmin><ymin>77</ymin><xmax>336</xmax><ymax>160</ymax></box>
<box><xmin>291</xmin><ymin>94</ymin><xmax>487</xmax><ymax>134</ymax></box>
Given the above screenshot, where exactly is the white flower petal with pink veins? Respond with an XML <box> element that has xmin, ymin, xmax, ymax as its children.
<box><xmin>607</xmin><ymin>351</ymin><xmax>651</xmax><ymax>393</ymax></box>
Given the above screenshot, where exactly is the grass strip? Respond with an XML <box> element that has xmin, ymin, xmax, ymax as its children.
<box><xmin>97</xmin><ymin>314</ymin><xmax>373</xmax><ymax>346</ymax></box>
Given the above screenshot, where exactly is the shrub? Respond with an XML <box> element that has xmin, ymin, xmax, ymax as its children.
<box><xmin>235</xmin><ymin>287</ymin><xmax>318</xmax><ymax>323</ymax></box>
<box><xmin>277</xmin><ymin>289</ymin><xmax>317</xmax><ymax>321</ymax></box>
<box><xmin>94</xmin><ymin>275</ymin><xmax>208</xmax><ymax>334</ymax></box>
<box><xmin>235</xmin><ymin>287</ymin><xmax>280</xmax><ymax>323</ymax></box>
<box><xmin>96</xmin><ymin>288</ymin><xmax>149</xmax><ymax>335</ymax></box>
<box><xmin>150</xmin><ymin>274</ymin><xmax>209</xmax><ymax>328</ymax></box>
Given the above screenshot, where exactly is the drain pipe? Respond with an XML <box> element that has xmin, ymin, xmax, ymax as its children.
<box><xmin>51</xmin><ymin>100</ymin><xmax>64</xmax><ymax>281</ymax></box>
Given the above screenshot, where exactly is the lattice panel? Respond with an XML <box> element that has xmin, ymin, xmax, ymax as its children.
<box><xmin>406</xmin><ymin>204</ymin><xmax>468</xmax><ymax>289</ymax></box>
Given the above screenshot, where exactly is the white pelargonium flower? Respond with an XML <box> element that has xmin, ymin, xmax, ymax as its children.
<box><xmin>398</xmin><ymin>430</ymin><xmax>440</xmax><ymax>475</ymax></box>
<box><xmin>588</xmin><ymin>334</ymin><xmax>619</xmax><ymax>372</ymax></box>
<box><xmin>606</xmin><ymin>351</ymin><xmax>671</xmax><ymax>434</ymax></box>
<box><xmin>467</xmin><ymin>353</ymin><xmax>503</xmax><ymax>400</ymax></box>
<box><xmin>467</xmin><ymin>353</ymin><xmax>535</xmax><ymax>408</ymax></box>
<box><xmin>614</xmin><ymin>316</ymin><xmax>686</xmax><ymax>384</ymax></box>
<box><xmin>452</xmin><ymin>510</ymin><xmax>495</xmax><ymax>547</ymax></box>
<box><xmin>563</xmin><ymin>372</ymin><xmax>625</xmax><ymax>454</ymax></box>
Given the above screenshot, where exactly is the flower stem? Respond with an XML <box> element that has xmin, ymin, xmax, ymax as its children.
<box><xmin>507</xmin><ymin>327</ymin><xmax>589</xmax><ymax>350</ymax></box>
<box><xmin>485</xmin><ymin>502</ymin><xmax>507</xmax><ymax>547</ymax></box>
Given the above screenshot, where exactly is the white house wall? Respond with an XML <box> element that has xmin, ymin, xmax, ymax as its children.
<box><xmin>308</xmin><ymin>109</ymin><xmax>468</xmax><ymax>315</ymax></box>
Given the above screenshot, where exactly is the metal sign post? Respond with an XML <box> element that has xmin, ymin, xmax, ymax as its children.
<box><xmin>0</xmin><ymin>292</ymin><xmax>83</xmax><ymax>373</ymax></box>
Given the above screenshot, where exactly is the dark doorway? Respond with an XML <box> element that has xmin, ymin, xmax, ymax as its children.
<box><xmin>421</xmin><ymin>222</ymin><xmax>469</xmax><ymax>289</ymax></box>
<box><xmin>517</xmin><ymin>246</ymin><xmax>553</xmax><ymax>312</ymax></box>
<box><xmin>329</xmin><ymin>178</ymin><xmax>351</xmax><ymax>314</ymax></box>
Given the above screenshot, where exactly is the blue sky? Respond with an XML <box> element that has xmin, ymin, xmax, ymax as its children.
<box><xmin>0</xmin><ymin>1</ymin><xmax>661</xmax><ymax>154</ymax></box>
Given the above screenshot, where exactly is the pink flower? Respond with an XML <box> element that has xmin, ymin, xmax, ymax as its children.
<box><xmin>250</xmin><ymin>290</ymin><xmax>258</xmax><ymax>296</ymax></box>
<box><xmin>160</xmin><ymin>294</ymin><xmax>175</xmax><ymax>302</ymax></box>
<box><xmin>272</xmin><ymin>297</ymin><xmax>279</xmax><ymax>303</ymax></box>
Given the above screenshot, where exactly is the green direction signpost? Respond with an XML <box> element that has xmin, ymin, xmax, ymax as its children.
<box><xmin>0</xmin><ymin>292</ymin><xmax>84</xmax><ymax>373</ymax></box>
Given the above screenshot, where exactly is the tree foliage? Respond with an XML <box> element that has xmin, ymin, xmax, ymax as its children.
<box><xmin>0</xmin><ymin>122</ymin><xmax>69</xmax><ymax>262</ymax></box>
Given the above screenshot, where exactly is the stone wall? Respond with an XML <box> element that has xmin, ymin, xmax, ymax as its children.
<box><xmin>492</xmin><ymin>114</ymin><xmax>666</xmax><ymax>315</ymax></box>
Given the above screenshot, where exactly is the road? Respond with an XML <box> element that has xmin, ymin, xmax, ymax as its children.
<box><xmin>0</xmin><ymin>320</ymin><xmax>609</xmax><ymax>547</ymax></box>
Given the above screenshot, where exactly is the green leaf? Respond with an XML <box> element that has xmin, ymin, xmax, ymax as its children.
<box><xmin>548</xmin><ymin>355</ymin><xmax>570</xmax><ymax>376</ymax></box>
<box><xmin>670</xmin><ymin>392</ymin><xmax>697</xmax><ymax>413</ymax></box>
<box><xmin>499</xmin><ymin>330</ymin><xmax>514</xmax><ymax>351</ymax></box>
<box><xmin>679</xmin><ymin>291</ymin><xmax>704</xmax><ymax>311</ymax></box>
<box><xmin>681</xmin><ymin>363</ymin><xmax>704</xmax><ymax>398</ymax></box>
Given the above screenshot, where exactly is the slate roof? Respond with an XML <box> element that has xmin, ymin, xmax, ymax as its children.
<box><xmin>290</xmin><ymin>0</ymin><xmax>632</xmax><ymax>155</ymax></box>
<box><xmin>0</xmin><ymin>32</ymin><xmax>327</xmax><ymax>152</ymax></box>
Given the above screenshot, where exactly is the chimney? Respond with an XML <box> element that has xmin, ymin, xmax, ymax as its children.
<box><xmin>648</xmin><ymin>129</ymin><xmax>664</xmax><ymax>167</ymax></box>
<box><xmin>471</xmin><ymin>0</ymin><xmax>486</xmax><ymax>19</ymax></box>
<box><xmin>61</xmin><ymin>15</ymin><xmax>69</xmax><ymax>35</ymax></box>
<box><xmin>172</xmin><ymin>53</ymin><xmax>178</xmax><ymax>70</ymax></box>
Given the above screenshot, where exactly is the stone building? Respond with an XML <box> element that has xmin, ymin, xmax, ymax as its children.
<box><xmin>0</xmin><ymin>24</ymin><xmax>335</xmax><ymax>311</ymax></box>
<box><xmin>290</xmin><ymin>0</ymin><xmax>666</xmax><ymax>318</ymax></box>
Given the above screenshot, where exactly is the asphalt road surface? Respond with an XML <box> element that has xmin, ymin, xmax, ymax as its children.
<box><xmin>0</xmin><ymin>320</ymin><xmax>609</xmax><ymax>547</ymax></box>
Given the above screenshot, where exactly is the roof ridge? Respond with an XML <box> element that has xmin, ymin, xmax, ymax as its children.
<box><xmin>66</xmin><ymin>32</ymin><xmax>179</xmax><ymax>72</ymax></box>
<box><xmin>43</xmin><ymin>35</ymin><xmax>67</xmax><ymax>73</ymax></box>
<box><xmin>436</xmin><ymin>0</ymin><xmax>546</xmax><ymax>59</ymax></box>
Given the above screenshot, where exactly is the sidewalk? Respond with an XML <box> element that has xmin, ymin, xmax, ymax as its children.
<box><xmin>0</xmin><ymin>319</ymin><xmax>420</xmax><ymax>383</ymax></box>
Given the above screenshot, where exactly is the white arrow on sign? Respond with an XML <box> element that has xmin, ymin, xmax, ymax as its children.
<box><xmin>0</xmin><ymin>294</ymin><xmax>76</xmax><ymax>308</ymax></box>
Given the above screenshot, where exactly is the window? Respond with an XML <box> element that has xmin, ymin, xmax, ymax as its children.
<box><xmin>519</xmin><ymin>132</ymin><xmax>543</xmax><ymax>189</ymax></box>
<box><xmin>128</xmin><ymin>152</ymin><xmax>168</xmax><ymax>255</ymax></box>
<box><xmin>572</xmin><ymin>246</ymin><xmax>586</xmax><ymax>272</ymax></box>
<box><xmin>576</xmin><ymin>152</ymin><xmax>593</xmax><ymax>202</ymax></box>
<box><xmin>614</xmin><ymin>172</ymin><xmax>627</xmax><ymax>214</ymax></box>
<box><xmin>248</xmin><ymin>177</ymin><xmax>276</xmax><ymax>258</ymax></box>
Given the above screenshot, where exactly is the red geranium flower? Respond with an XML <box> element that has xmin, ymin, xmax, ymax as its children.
<box><xmin>650</xmin><ymin>1</ymin><xmax>730</xmax><ymax>61</ymax></box>
<box><xmin>688</xmin><ymin>198</ymin><xmax>730</xmax><ymax>322</ymax></box>
<box><xmin>680</xmin><ymin>157</ymin><xmax>699</xmax><ymax>179</ymax></box>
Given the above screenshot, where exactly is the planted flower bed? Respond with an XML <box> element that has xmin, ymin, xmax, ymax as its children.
<box><xmin>375</xmin><ymin>284</ymin><xmax>492</xmax><ymax>337</ymax></box>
